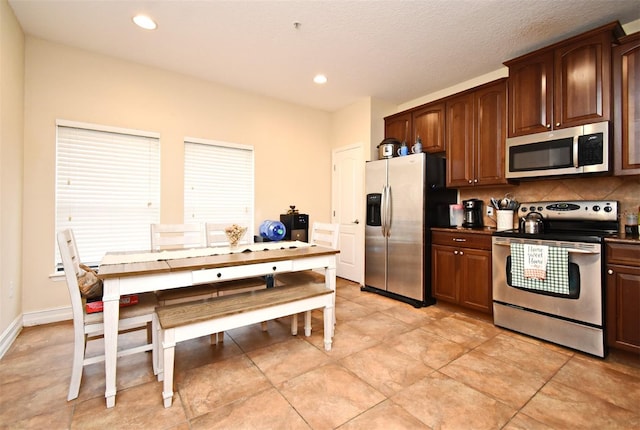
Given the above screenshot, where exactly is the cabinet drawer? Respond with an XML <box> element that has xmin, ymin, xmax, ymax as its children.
<box><xmin>606</xmin><ymin>243</ymin><xmax>640</xmax><ymax>267</ymax></box>
<box><xmin>432</xmin><ymin>231</ymin><xmax>492</xmax><ymax>250</ymax></box>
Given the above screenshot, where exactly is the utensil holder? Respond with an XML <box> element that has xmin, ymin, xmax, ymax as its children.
<box><xmin>496</xmin><ymin>210</ymin><xmax>514</xmax><ymax>231</ymax></box>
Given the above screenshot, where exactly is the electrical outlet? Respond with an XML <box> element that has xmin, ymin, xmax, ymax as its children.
<box><xmin>486</xmin><ymin>206</ymin><xmax>494</xmax><ymax>217</ymax></box>
<box><xmin>8</xmin><ymin>281</ymin><xmax>14</xmax><ymax>298</ymax></box>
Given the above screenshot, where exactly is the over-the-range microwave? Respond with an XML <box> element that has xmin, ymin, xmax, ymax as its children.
<box><xmin>506</xmin><ymin>121</ymin><xmax>610</xmax><ymax>179</ymax></box>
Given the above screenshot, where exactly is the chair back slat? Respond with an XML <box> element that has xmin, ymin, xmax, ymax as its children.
<box><xmin>150</xmin><ymin>223</ymin><xmax>203</xmax><ymax>250</ymax></box>
<box><xmin>205</xmin><ymin>223</ymin><xmax>229</xmax><ymax>247</ymax></box>
<box><xmin>310</xmin><ymin>222</ymin><xmax>339</xmax><ymax>249</ymax></box>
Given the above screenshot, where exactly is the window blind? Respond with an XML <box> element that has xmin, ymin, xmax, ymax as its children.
<box><xmin>55</xmin><ymin>122</ymin><xmax>160</xmax><ymax>267</ymax></box>
<box><xmin>184</xmin><ymin>139</ymin><xmax>254</xmax><ymax>238</ymax></box>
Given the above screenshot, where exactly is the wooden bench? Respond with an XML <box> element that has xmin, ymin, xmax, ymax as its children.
<box><xmin>155</xmin><ymin>283</ymin><xmax>335</xmax><ymax>408</ymax></box>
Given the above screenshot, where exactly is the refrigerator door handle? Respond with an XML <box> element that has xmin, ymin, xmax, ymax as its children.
<box><xmin>381</xmin><ymin>185</ymin><xmax>387</xmax><ymax>237</ymax></box>
<box><xmin>384</xmin><ymin>185</ymin><xmax>392</xmax><ymax>237</ymax></box>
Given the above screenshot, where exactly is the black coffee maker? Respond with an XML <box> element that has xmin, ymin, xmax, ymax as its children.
<box><xmin>462</xmin><ymin>199</ymin><xmax>484</xmax><ymax>228</ymax></box>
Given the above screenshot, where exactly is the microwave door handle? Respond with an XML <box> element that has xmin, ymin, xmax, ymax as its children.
<box><xmin>573</xmin><ymin>136</ymin><xmax>579</xmax><ymax>168</ymax></box>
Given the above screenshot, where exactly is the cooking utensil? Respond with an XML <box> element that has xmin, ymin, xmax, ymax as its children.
<box><xmin>491</xmin><ymin>197</ymin><xmax>500</xmax><ymax>209</ymax></box>
<box><xmin>520</xmin><ymin>211</ymin><xmax>544</xmax><ymax>234</ymax></box>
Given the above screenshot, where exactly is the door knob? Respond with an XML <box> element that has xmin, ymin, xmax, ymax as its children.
<box><xmin>353</xmin><ymin>219</ymin><xmax>360</xmax><ymax>224</ymax></box>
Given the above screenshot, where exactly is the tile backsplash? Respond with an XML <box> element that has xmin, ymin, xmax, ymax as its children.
<box><xmin>458</xmin><ymin>175</ymin><xmax>640</xmax><ymax>232</ymax></box>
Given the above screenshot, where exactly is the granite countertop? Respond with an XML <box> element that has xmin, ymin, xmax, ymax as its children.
<box><xmin>431</xmin><ymin>226</ymin><xmax>496</xmax><ymax>235</ymax></box>
<box><xmin>604</xmin><ymin>234</ymin><xmax>640</xmax><ymax>245</ymax></box>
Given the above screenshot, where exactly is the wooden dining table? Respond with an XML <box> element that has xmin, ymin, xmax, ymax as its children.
<box><xmin>98</xmin><ymin>241</ymin><xmax>339</xmax><ymax>408</ymax></box>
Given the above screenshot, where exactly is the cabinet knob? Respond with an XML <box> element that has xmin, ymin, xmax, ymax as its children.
<box><xmin>454</xmin><ymin>250</ymin><xmax>459</xmax><ymax>255</ymax></box>
<box><xmin>459</xmin><ymin>251</ymin><xmax>464</xmax><ymax>255</ymax></box>
<box><xmin>546</xmin><ymin>124</ymin><xmax>551</xmax><ymax>129</ymax></box>
<box><xmin>607</xmin><ymin>269</ymin><xmax>614</xmax><ymax>275</ymax></box>
<box><xmin>468</xmin><ymin>180</ymin><xmax>473</xmax><ymax>184</ymax></box>
<box><xmin>473</xmin><ymin>179</ymin><xmax>478</xmax><ymax>183</ymax></box>
<box><xmin>555</xmin><ymin>122</ymin><xmax>561</xmax><ymax>127</ymax></box>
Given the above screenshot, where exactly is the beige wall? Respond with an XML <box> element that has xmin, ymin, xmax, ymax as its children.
<box><xmin>22</xmin><ymin>37</ymin><xmax>334</xmax><ymax>315</ymax></box>
<box><xmin>0</xmin><ymin>0</ymin><xmax>24</xmax><ymax>337</ymax></box>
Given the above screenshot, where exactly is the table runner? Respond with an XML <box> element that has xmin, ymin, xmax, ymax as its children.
<box><xmin>100</xmin><ymin>241</ymin><xmax>311</xmax><ymax>265</ymax></box>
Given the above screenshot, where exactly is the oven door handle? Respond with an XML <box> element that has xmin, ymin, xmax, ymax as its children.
<box><xmin>493</xmin><ymin>241</ymin><xmax>600</xmax><ymax>254</ymax></box>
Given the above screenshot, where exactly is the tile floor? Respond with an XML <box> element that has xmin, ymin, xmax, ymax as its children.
<box><xmin>1</xmin><ymin>277</ymin><xmax>639</xmax><ymax>429</ymax></box>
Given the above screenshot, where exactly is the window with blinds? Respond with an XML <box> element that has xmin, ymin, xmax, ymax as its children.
<box><xmin>55</xmin><ymin>121</ymin><xmax>160</xmax><ymax>268</ymax></box>
<box><xmin>184</xmin><ymin>138</ymin><xmax>255</xmax><ymax>239</ymax></box>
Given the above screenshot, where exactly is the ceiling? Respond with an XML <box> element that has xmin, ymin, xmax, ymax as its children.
<box><xmin>9</xmin><ymin>0</ymin><xmax>640</xmax><ymax>112</ymax></box>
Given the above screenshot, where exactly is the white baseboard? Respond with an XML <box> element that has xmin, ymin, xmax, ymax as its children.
<box><xmin>0</xmin><ymin>315</ymin><xmax>23</xmax><ymax>359</ymax></box>
<box><xmin>0</xmin><ymin>307</ymin><xmax>72</xmax><ymax>359</ymax></box>
<box><xmin>22</xmin><ymin>306</ymin><xmax>72</xmax><ymax>327</ymax></box>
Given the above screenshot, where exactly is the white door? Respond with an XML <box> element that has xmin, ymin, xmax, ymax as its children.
<box><xmin>332</xmin><ymin>144</ymin><xmax>364</xmax><ymax>284</ymax></box>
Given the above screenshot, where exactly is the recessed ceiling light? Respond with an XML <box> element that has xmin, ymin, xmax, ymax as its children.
<box><xmin>313</xmin><ymin>74</ymin><xmax>327</xmax><ymax>84</ymax></box>
<box><xmin>133</xmin><ymin>14</ymin><xmax>157</xmax><ymax>30</ymax></box>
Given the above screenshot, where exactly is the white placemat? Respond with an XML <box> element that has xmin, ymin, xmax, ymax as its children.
<box><xmin>100</xmin><ymin>241</ymin><xmax>311</xmax><ymax>265</ymax></box>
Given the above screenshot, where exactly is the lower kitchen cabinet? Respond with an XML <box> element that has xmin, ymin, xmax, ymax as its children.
<box><xmin>432</xmin><ymin>229</ymin><xmax>492</xmax><ymax>314</ymax></box>
<box><xmin>605</xmin><ymin>240</ymin><xmax>640</xmax><ymax>354</ymax></box>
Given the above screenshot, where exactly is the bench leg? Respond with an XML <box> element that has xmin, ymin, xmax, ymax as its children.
<box><xmin>323</xmin><ymin>306</ymin><xmax>333</xmax><ymax>351</ymax></box>
<box><xmin>162</xmin><ymin>330</ymin><xmax>176</xmax><ymax>408</ymax></box>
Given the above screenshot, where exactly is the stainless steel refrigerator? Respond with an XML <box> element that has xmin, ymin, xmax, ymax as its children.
<box><xmin>363</xmin><ymin>152</ymin><xmax>455</xmax><ymax>307</ymax></box>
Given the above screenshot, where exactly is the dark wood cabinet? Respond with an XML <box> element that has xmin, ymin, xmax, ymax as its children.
<box><xmin>432</xmin><ymin>230</ymin><xmax>492</xmax><ymax>314</ymax></box>
<box><xmin>384</xmin><ymin>112</ymin><xmax>411</xmax><ymax>143</ymax></box>
<box><xmin>613</xmin><ymin>32</ymin><xmax>640</xmax><ymax>176</ymax></box>
<box><xmin>505</xmin><ymin>22</ymin><xmax>622</xmax><ymax>137</ymax></box>
<box><xmin>446</xmin><ymin>79</ymin><xmax>507</xmax><ymax>188</ymax></box>
<box><xmin>385</xmin><ymin>103</ymin><xmax>445</xmax><ymax>153</ymax></box>
<box><xmin>412</xmin><ymin>102</ymin><xmax>446</xmax><ymax>153</ymax></box>
<box><xmin>606</xmin><ymin>241</ymin><xmax>640</xmax><ymax>354</ymax></box>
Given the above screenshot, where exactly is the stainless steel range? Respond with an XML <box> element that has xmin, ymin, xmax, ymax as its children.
<box><xmin>492</xmin><ymin>200</ymin><xmax>619</xmax><ymax>357</ymax></box>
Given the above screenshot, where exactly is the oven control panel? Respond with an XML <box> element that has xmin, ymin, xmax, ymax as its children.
<box><xmin>518</xmin><ymin>200</ymin><xmax>618</xmax><ymax>221</ymax></box>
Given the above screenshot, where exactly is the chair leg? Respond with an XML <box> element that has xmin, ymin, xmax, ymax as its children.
<box><xmin>304</xmin><ymin>311</ymin><xmax>312</xmax><ymax>336</ymax></box>
<box><xmin>210</xmin><ymin>332</ymin><xmax>224</xmax><ymax>344</ymax></box>
<box><xmin>260</xmin><ymin>321</ymin><xmax>268</xmax><ymax>331</ymax></box>
<box><xmin>291</xmin><ymin>314</ymin><xmax>298</xmax><ymax>335</ymax></box>
<box><xmin>67</xmin><ymin>329</ymin><xmax>86</xmax><ymax>401</ymax></box>
<box><xmin>152</xmin><ymin>315</ymin><xmax>160</xmax><ymax>376</ymax></box>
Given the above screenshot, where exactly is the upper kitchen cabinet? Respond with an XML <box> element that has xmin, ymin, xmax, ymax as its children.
<box><xmin>505</xmin><ymin>22</ymin><xmax>624</xmax><ymax>137</ymax></box>
<box><xmin>446</xmin><ymin>79</ymin><xmax>508</xmax><ymax>188</ymax></box>
<box><xmin>384</xmin><ymin>111</ymin><xmax>411</xmax><ymax>143</ymax></box>
<box><xmin>385</xmin><ymin>103</ymin><xmax>446</xmax><ymax>153</ymax></box>
<box><xmin>613</xmin><ymin>32</ymin><xmax>640</xmax><ymax>176</ymax></box>
<box><xmin>412</xmin><ymin>102</ymin><xmax>446</xmax><ymax>153</ymax></box>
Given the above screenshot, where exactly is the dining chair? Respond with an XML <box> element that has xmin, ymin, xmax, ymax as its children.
<box><xmin>276</xmin><ymin>222</ymin><xmax>339</xmax><ymax>334</ymax></box>
<box><xmin>57</xmin><ymin>228</ymin><xmax>159</xmax><ymax>401</ymax></box>
<box><xmin>204</xmin><ymin>222</ymin><xmax>266</xmax><ymax>296</ymax></box>
<box><xmin>205</xmin><ymin>222</ymin><xmax>270</xmax><ymax>331</ymax></box>
<box><xmin>152</xmin><ymin>223</ymin><xmax>220</xmax><ymax>305</ymax></box>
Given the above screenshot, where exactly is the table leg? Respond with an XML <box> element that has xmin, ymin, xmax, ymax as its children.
<box><xmin>325</xmin><ymin>264</ymin><xmax>337</xmax><ymax>337</ymax></box>
<box><xmin>102</xmin><ymin>278</ymin><xmax>120</xmax><ymax>408</ymax></box>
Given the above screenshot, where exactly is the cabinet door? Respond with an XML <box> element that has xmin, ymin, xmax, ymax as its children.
<box><xmin>613</xmin><ymin>33</ymin><xmax>640</xmax><ymax>175</ymax></box>
<box><xmin>506</xmin><ymin>51</ymin><xmax>554</xmax><ymax>136</ymax></box>
<box><xmin>413</xmin><ymin>102</ymin><xmax>445</xmax><ymax>153</ymax></box>
<box><xmin>554</xmin><ymin>31</ymin><xmax>612</xmax><ymax>128</ymax></box>
<box><xmin>459</xmin><ymin>249</ymin><xmax>492</xmax><ymax>314</ymax></box>
<box><xmin>475</xmin><ymin>81</ymin><xmax>508</xmax><ymax>186</ymax></box>
<box><xmin>606</xmin><ymin>264</ymin><xmax>640</xmax><ymax>353</ymax></box>
<box><xmin>432</xmin><ymin>245</ymin><xmax>458</xmax><ymax>303</ymax></box>
<box><xmin>446</xmin><ymin>93</ymin><xmax>474</xmax><ymax>187</ymax></box>
<box><xmin>385</xmin><ymin>112</ymin><xmax>411</xmax><ymax>142</ymax></box>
